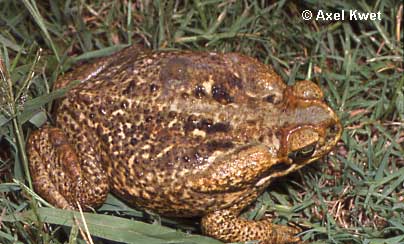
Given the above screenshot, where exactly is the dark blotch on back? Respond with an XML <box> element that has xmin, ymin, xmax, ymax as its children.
<box><xmin>168</xmin><ymin>111</ymin><xmax>177</xmax><ymax>119</ymax></box>
<box><xmin>121</xmin><ymin>100</ymin><xmax>128</xmax><ymax>109</ymax></box>
<box><xmin>181</xmin><ymin>93</ymin><xmax>189</xmax><ymax>99</ymax></box>
<box><xmin>198</xmin><ymin>119</ymin><xmax>230</xmax><ymax>134</ymax></box>
<box><xmin>150</xmin><ymin>84</ymin><xmax>159</xmax><ymax>92</ymax></box>
<box><xmin>206</xmin><ymin>140</ymin><xmax>234</xmax><ymax>151</ymax></box>
<box><xmin>123</xmin><ymin>79</ymin><xmax>137</xmax><ymax>95</ymax></box>
<box><xmin>130</xmin><ymin>138</ymin><xmax>138</xmax><ymax>145</ymax></box>
<box><xmin>194</xmin><ymin>85</ymin><xmax>206</xmax><ymax>98</ymax></box>
<box><xmin>80</xmin><ymin>93</ymin><xmax>92</xmax><ymax>104</ymax></box>
<box><xmin>212</xmin><ymin>84</ymin><xmax>234</xmax><ymax>104</ymax></box>
<box><xmin>184</xmin><ymin>118</ymin><xmax>231</xmax><ymax>134</ymax></box>
<box><xmin>206</xmin><ymin>122</ymin><xmax>230</xmax><ymax>133</ymax></box>
<box><xmin>184</xmin><ymin>116</ymin><xmax>198</xmax><ymax>132</ymax></box>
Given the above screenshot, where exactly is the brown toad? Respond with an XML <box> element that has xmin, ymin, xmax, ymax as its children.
<box><xmin>27</xmin><ymin>45</ymin><xmax>342</xmax><ymax>243</ymax></box>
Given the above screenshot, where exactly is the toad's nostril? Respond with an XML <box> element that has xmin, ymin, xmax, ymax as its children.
<box><xmin>325</xmin><ymin>122</ymin><xmax>342</xmax><ymax>145</ymax></box>
<box><xmin>329</xmin><ymin>121</ymin><xmax>342</xmax><ymax>136</ymax></box>
<box><xmin>329</xmin><ymin>124</ymin><xmax>339</xmax><ymax>134</ymax></box>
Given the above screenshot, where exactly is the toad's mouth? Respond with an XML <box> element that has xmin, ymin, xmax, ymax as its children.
<box><xmin>255</xmin><ymin>162</ymin><xmax>291</xmax><ymax>187</ymax></box>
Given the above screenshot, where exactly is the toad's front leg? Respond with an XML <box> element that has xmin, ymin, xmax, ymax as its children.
<box><xmin>202</xmin><ymin>209</ymin><xmax>301</xmax><ymax>244</ymax></box>
<box><xmin>27</xmin><ymin>126</ymin><xmax>109</xmax><ymax>210</ymax></box>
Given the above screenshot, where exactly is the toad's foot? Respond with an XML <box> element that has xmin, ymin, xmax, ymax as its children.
<box><xmin>202</xmin><ymin>209</ymin><xmax>301</xmax><ymax>244</ymax></box>
<box><xmin>27</xmin><ymin>126</ymin><xmax>109</xmax><ymax>210</ymax></box>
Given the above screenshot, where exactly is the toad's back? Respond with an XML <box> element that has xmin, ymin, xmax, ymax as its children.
<box><xmin>55</xmin><ymin>47</ymin><xmax>289</xmax><ymax>215</ymax></box>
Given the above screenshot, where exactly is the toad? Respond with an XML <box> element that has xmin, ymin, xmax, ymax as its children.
<box><xmin>27</xmin><ymin>45</ymin><xmax>342</xmax><ymax>243</ymax></box>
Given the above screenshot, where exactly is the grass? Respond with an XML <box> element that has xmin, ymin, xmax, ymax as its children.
<box><xmin>0</xmin><ymin>0</ymin><xmax>403</xmax><ymax>243</ymax></box>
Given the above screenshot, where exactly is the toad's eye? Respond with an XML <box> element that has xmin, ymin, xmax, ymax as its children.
<box><xmin>288</xmin><ymin>143</ymin><xmax>316</xmax><ymax>162</ymax></box>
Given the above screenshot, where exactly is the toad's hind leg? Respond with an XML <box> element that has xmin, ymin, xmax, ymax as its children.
<box><xmin>202</xmin><ymin>210</ymin><xmax>301</xmax><ymax>244</ymax></box>
<box><xmin>27</xmin><ymin>126</ymin><xmax>109</xmax><ymax>210</ymax></box>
